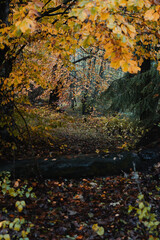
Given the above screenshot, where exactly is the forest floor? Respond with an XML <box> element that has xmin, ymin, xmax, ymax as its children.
<box><xmin>0</xmin><ymin>104</ymin><xmax>160</xmax><ymax>239</ymax></box>
<box><xmin>5</xmin><ymin>103</ymin><xmax>146</xmax><ymax>161</ymax></box>
<box><xmin>0</xmin><ymin>166</ymin><xmax>160</xmax><ymax>240</ymax></box>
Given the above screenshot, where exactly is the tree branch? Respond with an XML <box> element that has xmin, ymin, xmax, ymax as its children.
<box><xmin>38</xmin><ymin>0</ymin><xmax>77</xmax><ymax>20</ymax></box>
<box><xmin>72</xmin><ymin>55</ymin><xmax>93</xmax><ymax>64</ymax></box>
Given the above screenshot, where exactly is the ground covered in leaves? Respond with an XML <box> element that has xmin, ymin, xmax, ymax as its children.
<box><xmin>2</xmin><ymin>104</ymin><xmax>145</xmax><ymax>162</ymax></box>
<box><xmin>0</xmin><ymin>165</ymin><xmax>159</xmax><ymax>240</ymax></box>
<box><xmin>1</xmin><ymin>104</ymin><xmax>159</xmax><ymax>239</ymax></box>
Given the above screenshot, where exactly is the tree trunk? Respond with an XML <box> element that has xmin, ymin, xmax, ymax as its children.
<box><xmin>0</xmin><ymin>0</ymin><xmax>14</xmax><ymax>142</ymax></box>
<box><xmin>81</xmin><ymin>90</ymin><xmax>88</xmax><ymax>115</ymax></box>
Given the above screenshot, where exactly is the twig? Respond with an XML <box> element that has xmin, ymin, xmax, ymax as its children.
<box><xmin>14</xmin><ymin>103</ymin><xmax>31</xmax><ymax>144</ymax></box>
<box><xmin>14</xmin><ymin>103</ymin><xmax>42</xmax><ymax>179</ymax></box>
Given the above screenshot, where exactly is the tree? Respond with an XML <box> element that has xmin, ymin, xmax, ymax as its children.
<box><xmin>0</xmin><ymin>0</ymin><xmax>14</xmax><ymax>142</ymax></box>
<box><xmin>0</xmin><ymin>0</ymin><xmax>77</xmax><ymax>145</ymax></box>
<box><xmin>0</xmin><ymin>0</ymin><xmax>160</xmax><ymax>145</ymax></box>
<box><xmin>101</xmin><ymin>59</ymin><xmax>160</xmax><ymax>124</ymax></box>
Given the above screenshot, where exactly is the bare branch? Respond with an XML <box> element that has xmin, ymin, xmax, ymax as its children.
<box><xmin>72</xmin><ymin>55</ymin><xmax>93</xmax><ymax>64</ymax></box>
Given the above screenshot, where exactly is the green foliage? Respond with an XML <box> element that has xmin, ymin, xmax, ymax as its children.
<box><xmin>0</xmin><ymin>171</ymin><xmax>36</xmax><ymax>240</ymax></box>
<box><xmin>0</xmin><ymin>172</ymin><xmax>36</xmax><ymax>199</ymax></box>
<box><xmin>12</xmin><ymin>105</ymin><xmax>145</xmax><ymax>155</ymax></box>
<box><xmin>102</xmin><ymin>66</ymin><xmax>160</xmax><ymax>124</ymax></box>
<box><xmin>101</xmin><ymin>114</ymin><xmax>145</xmax><ymax>150</ymax></box>
<box><xmin>92</xmin><ymin>224</ymin><xmax>104</xmax><ymax>236</ymax></box>
<box><xmin>128</xmin><ymin>193</ymin><xmax>160</xmax><ymax>239</ymax></box>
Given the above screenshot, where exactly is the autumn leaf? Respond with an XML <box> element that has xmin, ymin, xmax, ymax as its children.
<box><xmin>97</xmin><ymin>226</ymin><xmax>104</xmax><ymax>236</ymax></box>
<box><xmin>144</xmin><ymin>9</ymin><xmax>159</xmax><ymax>21</ymax></box>
<box><xmin>119</xmin><ymin>0</ymin><xmax>127</xmax><ymax>7</ymax></box>
<box><xmin>3</xmin><ymin>234</ymin><xmax>11</xmax><ymax>240</ymax></box>
<box><xmin>104</xmin><ymin>42</ymin><xmax>114</xmax><ymax>58</ymax></box>
<box><xmin>107</xmin><ymin>15</ymin><xmax>116</xmax><ymax>29</ymax></box>
<box><xmin>100</xmin><ymin>12</ymin><xmax>110</xmax><ymax>20</ymax></box>
<box><xmin>79</xmin><ymin>10</ymin><xmax>88</xmax><ymax>22</ymax></box>
<box><xmin>157</xmin><ymin>61</ymin><xmax>160</xmax><ymax>71</ymax></box>
<box><xmin>92</xmin><ymin>224</ymin><xmax>104</xmax><ymax>236</ymax></box>
<box><xmin>92</xmin><ymin>223</ymin><xmax>99</xmax><ymax>232</ymax></box>
<box><xmin>120</xmin><ymin>60</ymin><xmax>129</xmax><ymax>72</ymax></box>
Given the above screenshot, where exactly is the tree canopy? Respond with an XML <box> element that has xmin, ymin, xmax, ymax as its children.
<box><xmin>0</xmin><ymin>0</ymin><xmax>160</xmax><ymax>143</ymax></box>
<box><xmin>1</xmin><ymin>0</ymin><xmax>160</xmax><ymax>80</ymax></box>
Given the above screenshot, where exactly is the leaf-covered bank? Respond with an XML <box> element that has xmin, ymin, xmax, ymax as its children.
<box><xmin>0</xmin><ymin>166</ymin><xmax>159</xmax><ymax>240</ymax></box>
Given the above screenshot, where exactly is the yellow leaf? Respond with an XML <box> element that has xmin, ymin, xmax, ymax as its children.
<box><xmin>144</xmin><ymin>9</ymin><xmax>155</xmax><ymax>21</ymax></box>
<box><xmin>113</xmin><ymin>26</ymin><xmax>122</xmax><ymax>34</ymax></box>
<box><xmin>157</xmin><ymin>61</ymin><xmax>160</xmax><ymax>71</ymax></box>
<box><xmin>104</xmin><ymin>42</ymin><xmax>114</xmax><ymax>58</ymax></box>
<box><xmin>97</xmin><ymin>226</ymin><xmax>104</xmax><ymax>236</ymax></box>
<box><xmin>15</xmin><ymin>201</ymin><xmax>20</xmax><ymax>208</ymax></box>
<box><xmin>92</xmin><ymin>224</ymin><xmax>99</xmax><ymax>232</ymax></box>
<box><xmin>118</xmin><ymin>0</ymin><xmax>127</xmax><ymax>7</ymax></box>
<box><xmin>19</xmin><ymin>20</ymin><xmax>29</xmax><ymax>33</ymax></box>
<box><xmin>79</xmin><ymin>11</ymin><xmax>88</xmax><ymax>22</ymax></box>
<box><xmin>14</xmin><ymin>223</ymin><xmax>21</xmax><ymax>231</ymax></box>
<box><xmin>128</xmin><ymin>60</ymin><xmax>140</xmax><ymax>73</ymax></box>
<box><xmin>15</xmin><ymin>20</ymin><xmax>21</xmax><ymax>27</ymax></box>
<box><xmin>116</xmin><ymin>14</ymin><xmax>125</xmax><ymax>23</ymax></box>
<box><xmin>17</xmin><ymin>205</ymin><xmax>23</xmax><ymax>212</ymax></box>
<box><xmin>127</xmin><ymin>24</ymin><xmax>136</xmax><ymax>33</ymax></box>
<box><xmin>96</xmin><ymin>149</ymin><xmax>100</xmax><ymax>154</ymax></box>
<box><xmin>21</xmin><ymin>230</ymin><xmax>28</xmax><ymax>238</ymax></box>
<box><xmin>144</xmin><ymin>0</ymin><xmax>151</xmax><ymax>8</ymax></box>
<box><xmin>19</xmin><ymin>18</ymin><xmax>36</xmax><ymax>33</ymax></box>
<box><xmin>3</xmin><ymin>234</ymin><xmax>10</xmax><ymax>240</ymax></box>
<box><xmin>107</xmin><ymin>15</ymin><xmax>116</xmax><ymax>29</ymax></box>
<box><xmin>110</xmin><ymin>56</ymin><xmax>121</xmax><ymax>69</ymax></box>
<box><xmin>120</xmin><ymin>60</ymin><xmax>129</xmax><ymax>72</ymax></box>
<box><xmin>8</xmin><ymin>188</ymin><xmax>17</xmax><ymax>197</ymax></box>
<box><xmin>152</xmin><ymin>12</ymin><xmax>159</xmax><ymax>21</ymax></box>
<box><xmin>21</xmin><ymin>200</ymin><xmax>26</xmax><ymax>207</ymax></box>
<box><xmin>139</xmin><ymin>202</ymin><xmax>144</xmax><ymax>209</ymax></box>
<box><xmin>100</xmin><ymin>12</ymin><xmax>109</xmax><ymax>20</ymax></box>
<box><xmin>136</xmin><ymin>0</ymin><xmax>144</xmax><ymax>9</ymax></box>
<box><xmin>0</xmin><ymin>221</ymin><xmax>6</xmax><ymax>228</ymax></box>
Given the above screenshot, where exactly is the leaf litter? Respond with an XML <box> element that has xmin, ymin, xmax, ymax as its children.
<box><xmin>0</xmin><ymin>164</ymin><xmax>159</xmax><ymax>240</ymax></box>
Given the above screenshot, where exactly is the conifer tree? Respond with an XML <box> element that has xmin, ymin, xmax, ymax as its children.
<box><xmin>102</xmin><ymin>59</ymin><xmax>160</xmax><ymax>124</ymax></box>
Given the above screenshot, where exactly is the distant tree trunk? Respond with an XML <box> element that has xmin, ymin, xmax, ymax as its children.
<box><xmin>49</xmin><ymin>80</ymin><xmax>63</xmax><ymax>110</ymax></box>
<box><xmin>0</xmin><ymin>0</ymin><xmax>11</xmax><ymax>79</ymax></box>
<box><xmin>69</xmin><ymin>82</ymin><xmax>76</xmax><ymax>110</ymax></box>
<box><xmin>81</xmin><ymin>90</ymin><xmax>88</xmax><ymax>115</ymax></box>
<box><xmin>49</xmin><ymin>87</ymin><xmax>59</xmax><ymax>109</ymax></box>
<box><xmin>28</xmin><ymin>84</ymin><xmax>44</xmax><ymax>104</ymax></box>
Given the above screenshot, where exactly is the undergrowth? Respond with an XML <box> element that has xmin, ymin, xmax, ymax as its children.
<box><xmin>12</xmin><ymin>105</ymin><xmax>145</xmax><ymax>157</ymax></box>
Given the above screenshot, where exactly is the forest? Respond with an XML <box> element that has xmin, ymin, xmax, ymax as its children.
<box><xmin>0</xmin><ymin>0</ymin><xmax>160</xmax><ymax>239</ymax></box>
